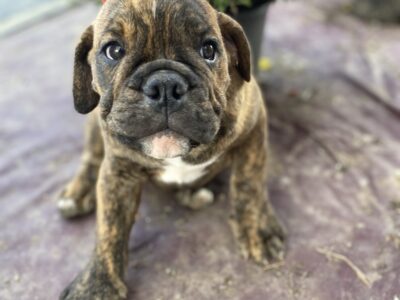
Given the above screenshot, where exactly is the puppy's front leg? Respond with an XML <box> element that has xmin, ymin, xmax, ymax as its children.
<box><xmin>60</xmin><ymin>157</ymin><xmax>143</xmax><ymax>300</ymax></box>
<box><xmin>229</xmin><ymin>120</ymin><xmax>285</xmax><ymax>265</ymax></box>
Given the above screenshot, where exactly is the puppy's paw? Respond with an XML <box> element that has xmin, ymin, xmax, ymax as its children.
<box><xmin>60</xmin><ymin>265</ymin><xmax>127</xmax><ymax>300</ymax></box>
<box><xmin>57</xmin><ymin>198</ymin><xmax>83</xmax><ymax>218</ymax></box>
<box><xmin>176</xmin><ymin>188</ymin><xmax>215</xmax><ymax>210</ymax></box>
<box><xmin>58</xmin><ymin>165</ymin><xmax>97</xmax><ymax>218</ymax></box>
<box><xmin>231</xmin><ymin>214</ymin><xmax>286</xmax><ymax>266</ymax></box>
<box><xmin>58</xmin><ymin>186</ymin><xmax>95</xmax><ymax>218</ymax></box>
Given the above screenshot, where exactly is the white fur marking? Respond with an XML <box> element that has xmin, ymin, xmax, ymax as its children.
<box><xmin>193</xmin><ymin>188</ymin><xmax>214</xmax><ymax>204</ymax></box>
<box><xmin>57</xmin><ymin>198</ymin><xmax>77</xmax><ymax>211</ymax></box>
<box><xmin>152</xmin><ymin>0</ymin><xmax>157</xmax><ymax>19</ymax></box>
<box><xmin>157</xmin><ymin>156</ymin><xmax>218</xmax><ymax>185</ymax></box>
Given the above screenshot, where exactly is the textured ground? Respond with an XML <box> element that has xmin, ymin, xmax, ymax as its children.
<box><xmin>0</xmin><ymin>0</ymin><xmax>55</xmax><ymax>20</ymax></box>
<box><xmin>0</xmin><ymin>1</ymin><xmax>399</xmax><ymax>300</ymax></box>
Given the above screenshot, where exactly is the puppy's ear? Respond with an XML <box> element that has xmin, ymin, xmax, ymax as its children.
<box><xmin>73</xmin><ymin>25</ymin><xmax>99</xmax><ymax>114</ymax></box>
<box><xmin>217</xmin><ymin>12</ymin><xmax>251</xmax><ymax>82</ymax></box>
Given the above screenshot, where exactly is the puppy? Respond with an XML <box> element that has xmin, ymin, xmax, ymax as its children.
<box><xmin>58</xmin><ymin>0</ymin><xmax>285</xmax><ymax>299</ymax></box>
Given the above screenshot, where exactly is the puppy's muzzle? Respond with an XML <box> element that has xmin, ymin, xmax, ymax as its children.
<box><xmin>142</xmin><ymin>70</ymin><xmax>189</xmax><ymax>114</ymax></box>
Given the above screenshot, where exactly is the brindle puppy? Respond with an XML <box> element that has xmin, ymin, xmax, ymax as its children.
<box><xmin>58</xmin><ymin>0</ymin><xmax>285</xmax><ymax>299</ymax></box>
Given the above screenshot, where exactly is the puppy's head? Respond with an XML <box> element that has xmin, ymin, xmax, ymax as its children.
<box><xmin>73</xmin><ymin>0</ymin><xmax>251</xmax><ymax>160</ymax></box>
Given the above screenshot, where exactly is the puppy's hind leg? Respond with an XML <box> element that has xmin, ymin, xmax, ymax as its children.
<box><xmin>58</xmin><ymin>111</ymin><xmax>104</xmax><ymax>218</ymax></box>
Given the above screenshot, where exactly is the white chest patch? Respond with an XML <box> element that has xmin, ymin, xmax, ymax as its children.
<box><xmin>156</xmin><ymin>156</ymin><xmax>218</xmax><ymax>185</ymax></box>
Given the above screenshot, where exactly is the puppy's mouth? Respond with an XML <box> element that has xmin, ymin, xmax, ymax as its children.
<box><xmin>115</xmin><ymin>130</ymin><xmax>199</xmax><ymax>159</ymax></box>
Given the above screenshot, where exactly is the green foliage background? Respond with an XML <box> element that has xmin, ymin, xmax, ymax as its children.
<box><xmin>209</xmin><ymin>0</ymin><xmax>252</xmax><ymax>12</ymax></box>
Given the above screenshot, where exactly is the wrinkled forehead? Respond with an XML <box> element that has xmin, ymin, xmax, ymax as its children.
<box><xmin>93</xmin><ymin>0</ymin><xmax>219</xmax><ymax>41</ymax></box>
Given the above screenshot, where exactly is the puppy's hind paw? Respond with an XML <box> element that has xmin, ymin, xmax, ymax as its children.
<box><xmin>58</xmin><ymin>198</ymin><xmax>79</xmax><ymax>218</ymax></box>
<box><xmin>176</xmin><ymin>188</ymin><xmax>215</xmax><ymax>210</ymax></box>
<box><xmin>57</xmin><ymin>192</ymin><xmax>95</xmax><ymax>218</ymax></box>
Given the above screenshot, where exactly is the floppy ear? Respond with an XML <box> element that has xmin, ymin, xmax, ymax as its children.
<box><xmin>73</xmin><ymin>25</ymin><xmax>100</xmax><ymax>114</ymax></box>
<box><xmin>217</xmin><ymin>12</ymin><xmax>251</xmax><ymax>82</ymax></box>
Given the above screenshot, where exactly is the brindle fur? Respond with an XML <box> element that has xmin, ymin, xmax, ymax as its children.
<box><xmin>59</xmin><ymin>0</ymin><xmax>285</xmax><ymax>299</ymax></box>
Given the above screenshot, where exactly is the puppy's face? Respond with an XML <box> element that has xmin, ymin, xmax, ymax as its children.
<box><xmin>73</xmin><ymin>0</ymin><xmax>250</xmax><ymax>160</ymax></box>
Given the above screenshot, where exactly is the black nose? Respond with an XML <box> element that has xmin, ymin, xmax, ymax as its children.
<box><xmin>142</xmin><ymin>70</ymin><xmax>188</xmax><ymax>111</ymax></box>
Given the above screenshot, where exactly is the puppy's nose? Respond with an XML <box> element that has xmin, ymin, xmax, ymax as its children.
<box><xmin>142</xmin><ymin>71</ymin><xmax>188</xmax><ymax>110</ymax></box>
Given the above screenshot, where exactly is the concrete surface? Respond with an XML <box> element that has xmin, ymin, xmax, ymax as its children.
<box><xmin>0</xmin><ymin>1</ymin><xmax>399</xmax><ymax>300</ymax></box>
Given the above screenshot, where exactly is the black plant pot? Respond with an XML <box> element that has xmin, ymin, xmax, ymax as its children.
<box><xmin>232</xmin><ymin>1</ymin><xmax>274</xmax><ymax>73</ymax></box>
<box><xmin>350</xmin><ymin>0</ymin><xmax>400</xmax><ymax>23</ymax></box>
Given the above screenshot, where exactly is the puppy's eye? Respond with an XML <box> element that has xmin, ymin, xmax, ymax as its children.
<box><xmin>200</xmin><ymin>41</ymin><xmax>217</xmax><ymax>62</ymax></box>
<box><xmin>104</xmin><ymin>42</ymin><xmax>125</xmax><ymax>61</ymax></box>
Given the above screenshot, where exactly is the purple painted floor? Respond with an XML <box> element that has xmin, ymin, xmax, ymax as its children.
<box><xmin>0</xmin><ymin>1</ymin><xmax>399</xmax><ymax>300</ymax></box>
